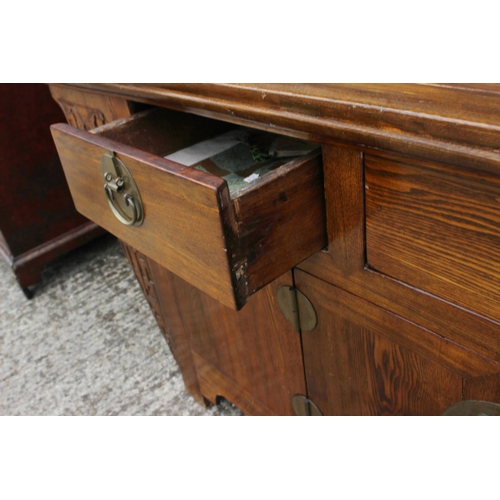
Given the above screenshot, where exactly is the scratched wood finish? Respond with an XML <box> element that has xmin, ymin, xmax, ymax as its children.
<box><xmin>233</xmin><ymin>153</ymin><xmax>325</xmax><ymax>296</ymax></box>
<box><xmin>69</xmin><ymin>83</ymin><xmax>500</xmax><ymax>175</ymax></box>
<box><xmin>51</xmin><ymin>108</ymin><xmax>326</xmax><ymax>309</ymax></box>
<box><xmin>294</xmin><ymin>270</ymin><xmax>493</xmax><ymax>415</ymax></box>
<box><xmin>152</xmin><ymin>268</ymin><xmax>307</xmax><ymax>416</ymax></box>
<box><xmin>365</xmin><ymin>153</ymin><xmax>500</xmax><ymax>324</ymax></box>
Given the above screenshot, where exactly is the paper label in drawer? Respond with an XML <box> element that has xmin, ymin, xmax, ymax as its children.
<box><xmin>165</xmin><ymin>130</ymin><xmax>246</xmax><ymax>167</ymax></box>
<box><xmin>243</xmin><ymin>173</ymin><xmax>260</xmax><ymax>183</ymax></box>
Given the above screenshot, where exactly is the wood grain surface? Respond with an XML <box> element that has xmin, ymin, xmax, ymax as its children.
<box><xmin>65</xmin><ymin>83</ymin><xmax>500</xmax><ymax>175</ymax></box>
<box><xmin>50</xmin><ymin>84</ymin><xmax>132</xmax><ymax>130</ymax></box>
<box><xmin>299</xmin><ymin>142</ymin><xmax>500</xmax><ymax>365</ymax></box>
<box><xmin>151</xmin><ymin>268</ymin><xmax>307</xmax><ymax>416</ymax></box>
<box><xmin>463</xmin><ymin>373</ymin><xmax>500</xmax><ymax>404</ymax></box>
<box><xmin>299</xmin><ymin>246</ymin><xmax>500</xmax><ymax>365</ymax></box>
<box><xmin>365</xmin><ymin>152</ymin><xmax>500</xmax><ymax>324</ymax></box>
<box><xmin>48</xmin><ymin>84</ymin><xmax>500</xmax><ymax>414</ymax></box>
<box><xmin>322</xmin><ymin>145</ymin><xmax>365</xmax><ymax>275</ymax></box>
<box><xmin>52</xmin><ymin>119</ymin><xmax>237</xmax><ymax>307</ymax></box>
<box><xmin>233</xmin><ymin>152</ymin><xmax>326</xmax><ymax>298</ymax></box>
<box><xmin>296</xmin><ymin>270</ymin><xmax>500</xmax><ymax>379</ymax></box>
<box><xmin>294</xmin><ymin>269</ymin><xmax>500</xmax><ymax>415</ymax></box>
<box><xmin>145</xmin><ymin>252</ymin><xmax>206</xmax><ymax>405</ymax></box>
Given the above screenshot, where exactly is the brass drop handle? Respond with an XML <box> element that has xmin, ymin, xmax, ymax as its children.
<box><xmin>104</xmin><ymin>185</ymin><xmax>139</xmax><ymax>226</ymax></box>
<box><xmin>124</xmin><ymin>194</ymin><xmax>139</xmax><ymax>225</ymax></box>
<box><xmin>101</xmin><ymin>151</ymin><xmax>144</xmax><ymax>227</ymax></box>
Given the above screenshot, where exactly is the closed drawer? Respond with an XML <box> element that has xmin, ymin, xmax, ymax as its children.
<box><xmin>365</xmin><ymin>152</ymin><xmax>500</xmax><ymax>323</ymax></box>
<box><xmin>51</xmin><ymin>108</ymin><xmax>326</xmax><ymax>309</ymax></box>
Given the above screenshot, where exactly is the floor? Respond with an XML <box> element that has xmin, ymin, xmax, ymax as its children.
<box><xmin>0</xmin><ymin>234</ymin><xmax>243</xmax><ymax>416</ymax></box>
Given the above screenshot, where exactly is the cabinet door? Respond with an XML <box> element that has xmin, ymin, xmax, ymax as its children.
<box><xmin>150</xmin><ymin>264</ymin><xmax>307</xmax><ymax>416</ymax></box>
<box><xmin>295</xmin><ymin>269</ymin><xmax>500</xmax><ymax>415</ymax></box>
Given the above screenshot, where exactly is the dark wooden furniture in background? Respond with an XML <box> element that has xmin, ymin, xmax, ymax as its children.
<box><xmin>0</xmin><ymin>84</ymin><xmax>104</xmax><ymax>297</ymax></box>
<box><xmin>49</xmin><ymin>84</ymin><xmax>500</xmax><ymax>415</ymax></box>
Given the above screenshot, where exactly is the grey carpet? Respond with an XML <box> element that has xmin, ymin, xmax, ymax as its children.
<box><xmin>0</xmin><ymin>234</ymin><xmax>243</xmax><ymax>416</ymax></box>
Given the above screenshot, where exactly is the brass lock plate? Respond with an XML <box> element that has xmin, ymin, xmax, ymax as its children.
<box><xmin>101</xmin><ymin>150</ymin><xmax>144</xmax><ymax>226</ymax></box>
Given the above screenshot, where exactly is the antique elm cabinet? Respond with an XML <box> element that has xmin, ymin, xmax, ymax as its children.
<box><xmin>49</xmin><ymin>83</ymin><xmax>500</xmax><ymax>415</ymax></box>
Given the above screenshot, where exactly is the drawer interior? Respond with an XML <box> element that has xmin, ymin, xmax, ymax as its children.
<box><xmin>53</xmin><ymin>107</ymin><xmax>326</xmax><ymax>309</ymax></box>
<box><xmin>94</xmin><ymin>107</ymin><xmax>319</xmax><ymax>196</ymax></box>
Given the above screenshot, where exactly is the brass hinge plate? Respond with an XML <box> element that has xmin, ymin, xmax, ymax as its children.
<box><xmin>277</xmin><ymin>286</ymin><xmax>317</xmax><ymax>333</ymax></box>
<box><xmin>292</xmin><ymin>395</ymin><xmax>323</xmax><ymax>416</ymax></box>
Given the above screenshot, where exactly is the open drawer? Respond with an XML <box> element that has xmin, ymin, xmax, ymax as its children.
<box><xmin>51</xmin><ymin>107</ymin><xmax>326</xmax><ymax>309</ymax></box>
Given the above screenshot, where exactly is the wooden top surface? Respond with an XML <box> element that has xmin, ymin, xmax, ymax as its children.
<box><xmin>60</xmin><ymin>83</ymin><xmax>500</xmax><ymax>172</ymax></box>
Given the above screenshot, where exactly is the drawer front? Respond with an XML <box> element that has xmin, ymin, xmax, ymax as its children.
<box><xmin>51</xmin><ymin>109</ymin><xmax>326</xmax><ymax>309</ymax></box>
<box><xmin>52</xmin><ymin>120</ymin><xmax>237</xmax><ymax>307</ymax></box>
<box><xmin>365</xmin><ymin>153</ymin><xmax>500</xmax><ymax>323</ymax></box>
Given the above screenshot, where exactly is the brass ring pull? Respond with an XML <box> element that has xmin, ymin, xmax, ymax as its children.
<box><xmin>124</xmin><ymin>194</ymin><xmax>138</xmax><ymax>226</ymax></box>
<box><xmin>101</xmin><ymin>151</ymin><xmax>144</xmax><ymax>227</ymax></box>
<box><xmin>104</xmin><ymin>185</ymin><xmax>139</xmax><ymax>226</ymax></box>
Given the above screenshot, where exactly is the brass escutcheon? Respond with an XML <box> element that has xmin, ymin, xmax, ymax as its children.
<box><xmin>101</xmin><ymin>150</ymin><xmax>144</xmax><ymax>226</ymax></box>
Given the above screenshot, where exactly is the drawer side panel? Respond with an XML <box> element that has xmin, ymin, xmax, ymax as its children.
<box><xmin>234</xmin><ymin>153</ymin><xmax>326</xmax><ymax>297</ymax></box>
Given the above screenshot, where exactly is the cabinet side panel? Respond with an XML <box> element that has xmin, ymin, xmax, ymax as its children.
<box><xmin>120</xmin><ymin>243</ymin><xmax>206</xmax><ymax>405</ymax></box>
